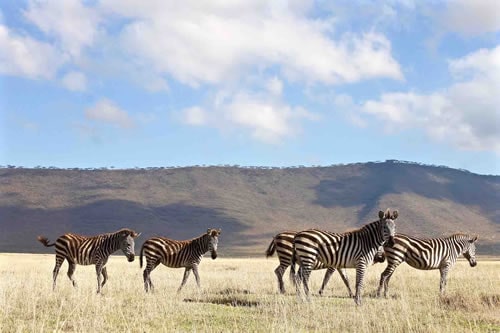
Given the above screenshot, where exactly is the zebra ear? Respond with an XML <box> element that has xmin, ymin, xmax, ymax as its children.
<box><xmin>391</xmin><ymin>210</ymin><xmax>399</xmax><ymax>220</ymax></box>
<box><xmin>207</xmin><ymin>228</ymin><xmax>212</xmax><ymax>235</ymax></box>
<box><xmin>470</xmin><ymin>235</ymin><xmax>478</xmax><ymax>243</ymax></box>
<box><xmin>133</xmin><ymin>232</ymin><xmax>141</xmax><ymax>238</ymax></box>
<box><xmin>378</xmin><ymin>211</ymin><xmax>385</xmax><ymax>219</ymax></box>
<box><xmin>218</xmin><ymin>228</ymin><xmax>222</xmax><ymax>235</ymax></box>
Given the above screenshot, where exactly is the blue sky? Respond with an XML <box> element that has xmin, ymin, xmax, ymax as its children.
<box><xmin>0</xmin><ymin>0</ymin><xmax>499</xmax><ymax>175</ymax></box>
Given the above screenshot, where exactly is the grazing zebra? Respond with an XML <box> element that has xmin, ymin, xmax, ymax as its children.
<box><xmin>140</xmin><ymin>228</ymin><xmax>221</xmax><ymax>292</ymax></box>
<box><xmin>292</xmin><ymin>209</ymin><xmax>398</xmax><ymax>305</ymax></box>
<box><xmin>266</xmin><ymin>231</ymin><xmax>353</xmax><ymax>296</ymax></box>
<box><xmin>37</xmin><ymin>228</ymin><xmax>141</xmax><ymax>293</ymax></box>
<box><xmin>376</xmin><ymin>233</ymin><xmax>478</xmax><ymax>297</ymax></box>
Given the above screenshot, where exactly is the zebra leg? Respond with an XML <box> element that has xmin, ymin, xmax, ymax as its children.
<box><xmin>275</xmin><ymin>264</ymin><xmax>287</xmax><ymax>294</ymax></box>
<box><xmin>338</xmin><ymin>268</ymin><xmax>354</xmax><ymax>298</ymax></box>
<box><xmin>377</xmin><ymin>262</ymin><xmax>400</xmax><ymax>298</ymax></box>
<box><xmin>439</xmin><ymin>264</ymin><xmax>450</xmax><ymax>294</ymax></box>
<box><xmin>318</xmin><ymin>267</ymin><xmax>335</xmax><ymax>296</ymax></box>
<box><xmin>52</xmin><ymin>256</ymin><xmax>64</xmax><ymax>291</ymax></box>
<box><xmin>95</xmin><ymin>264</ymin><xmax>103</xmax><ymax>294</ymax></box>
<box><xmin>354</xmin><ymin>264</ymin><xmax>367</xmax><ymax>306</ymax></box>
<box><xmin>299</xmin><ymin>266</ymin><xmax>312</xmax><ymax>299</ymax></box>
<box><xmin>192</xmin><ymin>265</ymin><xmax>201</xmax><ymax>288</ymax></box>
<box><xmin>67</xmin><ymin>261</ymin><xmax>77</xmax><ymax>288</ymax></box>
<box><xmin>101</xmin><ymin>267</ymin><xmax>108</xmax><ymax>287</ymax></box>
<box><xmin>143</xmin><ymin>259</ymin><xmax>160</xmax><ymax>292</ymax></box>
<box><xmin>178</xmin><ymin>267</ymin><xmax>192</xmax><ymax>292</ymax></box>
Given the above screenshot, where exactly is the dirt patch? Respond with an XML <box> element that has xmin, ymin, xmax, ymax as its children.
<box><xmin>440</xmin><ymin>294</ymin><xmax>500</xmax><ymax>311</ymax></box>
<box><xmin>480</xmin><ymin>294</ymin><xmax>500</xmax><ymax>308</ymax></box>
<box><xmin>216</xmin><ymin>288</ymin><xmax>253</xmax><ymax>295</ymax></box>
<box><xmin>184</xmin><ymin>297</ymin><xmax>259</xmax><ymax>308</ymax></box>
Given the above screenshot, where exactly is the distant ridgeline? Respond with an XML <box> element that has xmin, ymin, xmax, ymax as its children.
<box><xmin>0</xmin><ymin>159</ymin><xmax>488</xmax><ymax>173</ymax></box>
<box><xmin>1</xmin><ymin>160</ymin><xmax>498</xmax><ymax>255</ymax></box>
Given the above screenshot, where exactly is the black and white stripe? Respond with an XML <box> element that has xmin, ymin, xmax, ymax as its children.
<box><xmin>140</xmin><ymin>228</ymin><xmax>221</xmax><ymax>292</ymax></box>
<box><xmin>376</xmin><ymin>233</ymin><xmax>478</xmax><ymax>297</ymax></box>
<box><xmin>37</xmin><ymin>228</ymin><xmax>140</xmax><ymax>293</ymax></box>
<box><xmin>292</xmin><ymin>209</ymin><xmax>398</xmax><ymax>305</ymax></box>
<box><xmin>266</xmin><ymin>231</ymin><xmax>353</xmax><ymax>296</ymax></box>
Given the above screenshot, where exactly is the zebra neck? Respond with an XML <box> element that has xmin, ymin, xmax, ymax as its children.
<box><xmin>100</xmin><ymin>233</ymin><xmax>122</xmax><ymax>255</ymax></box>
<box><xmin>357</xmin><ymin>220</ymin><xmax>385</xmax><ymax>245</ymax></box>
<box><xmin>192</xmin><ymin>235</ymin><xmax>210</xmax><ymax>254</ymax></box>
<box><xmin>449</xmin><ymin>236</ymin><xmax>467</xmax><ymax>255</ymax></box>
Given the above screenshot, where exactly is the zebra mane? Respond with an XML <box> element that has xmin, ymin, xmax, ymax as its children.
<box><xmin>451</xmin><ymin>232</ymin><xmax>472</xmax><ymax>237</ymax></box>
<box><xmin>449</xmin><ymin>233</ymin><xmax>478</xmax><ymax>242</ymax></box>
<box><xmin>342</xmin><ymin>218</ymin><xmax>382</xmax><ymax>235</ymax></box>
<box><xmin>114</xmin><ymin>228</ymin><xmax>135</xmax><ymax>235</ymax></box>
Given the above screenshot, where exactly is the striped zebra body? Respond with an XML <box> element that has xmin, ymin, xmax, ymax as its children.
<box><xmin>266</xmin><ymin>231</ymin><xmax>353</xmax><ymax>296</ymax></box>
<box><xmin>293</xmin><ymin>209</ymin><xmax>398</xmax><ymax>305</ymax></box>
<box><xmin>141</xmin><ymin>228</ymin><xmax>221</xmax><ymax>292</ymax></box>
<box><xmin>37</xmin><ymin>228</ymin><xmax>140</xmax><ymax>293</ymax></box>
<box><xmin>376</xmin><ymin>233</ymin><xmax>478</xmax><ymax>297</ymax></box>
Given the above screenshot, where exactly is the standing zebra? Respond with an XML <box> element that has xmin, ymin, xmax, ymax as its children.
<box><xmin>293</xmin><ymin>209</ymin><xmax>398</xmax><ymax>305</ymax></box>
<box><xmin>37</xmin><ymin>228</ymin><xmax>141</xmax><ymax>293</ymax></box>
<box><xmin>140</xmin><ymin>228</ymin><xmax>221</xmax><ymax>292</ymax></box>
<box><xmin>376</xmin><ymin>233</ymin><xmax>478</xmax><ymax>297</ymax></box>
<box><xmin>266</xmin><ymin>231</ymin><xmax>353</xmax><ymax>296</ymax></box>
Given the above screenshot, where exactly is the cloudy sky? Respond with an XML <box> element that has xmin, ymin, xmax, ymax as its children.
<box><xmin>1</xmin><ymin>0</ymin><xmax>499</xmax><ymax>174</ymax></box>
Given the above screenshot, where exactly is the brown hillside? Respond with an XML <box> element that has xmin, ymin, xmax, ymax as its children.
<box><xmin>1</xmin><ymin>161</ymin><xmax>498</xmax><ymax>255</ymax></box>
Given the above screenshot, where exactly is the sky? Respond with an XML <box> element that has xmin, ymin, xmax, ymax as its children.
<box><xmin>0</xmin><ymin>0</ymin><xmax>499</xmax><ymax>175</ymax></box>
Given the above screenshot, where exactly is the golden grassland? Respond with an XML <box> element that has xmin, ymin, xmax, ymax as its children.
<box><xmin>0</xmin><ymin>253</ymin><xmax>498</xmax><ymax>333</ymax></box>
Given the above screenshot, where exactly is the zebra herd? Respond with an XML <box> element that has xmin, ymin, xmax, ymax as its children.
<box><xmin>37</xmin><ymin>228</ymin><xmax>221</xmax><ymax>294</ymax></box>
<box><xmin>267</xmin><ymin>209</ymin><xmax>478</xmax><ymax>305</ymax></box>
<box><xmin>37</xmin><ymin>208</ymin><xmax>478</xmax><ymax>305</ymax></box>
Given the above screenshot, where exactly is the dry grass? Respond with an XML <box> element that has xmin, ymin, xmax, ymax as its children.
<box><xmin>0</xmin><ymin>254</ymin><xmax>499</xmax><ymax>332</ymax></box>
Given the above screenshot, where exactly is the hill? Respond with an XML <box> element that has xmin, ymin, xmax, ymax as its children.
<box><xmin>1</xmin><ymin>161</ymin><xmax>499</xmax><ymax>255</ymax></box>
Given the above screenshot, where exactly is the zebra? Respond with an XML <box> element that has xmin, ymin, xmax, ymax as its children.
<box><xmin>140</xmin><ymin>228</ymin><xmax>221</xmax><ymax>292</ymax></box>
<box><xmin>292</xmin><ymin>209</ymin><xmax>398</xmax><ymax>305</ymax></box>
<box><xmin>376</xmin><ymin>233</ymin><xmax>478</xmax><ymax>297</ymax></box>
<box><xmin>37</xmin><ymin>228</ymin><xmax>141</xmax><ymax>293</ymax></box>
<box><xmin>266</xmin><ymin>231</ymin><xmax>354</xmax><ymax>296</ymax></box>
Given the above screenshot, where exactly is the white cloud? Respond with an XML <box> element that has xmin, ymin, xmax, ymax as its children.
<box><xmin>61</xmin><ymin>71</ymin><xmax>87</xmax><ymax>91</ymax></box>
<box><xmin>442</xmin><ymin>0</ymin><xmax>500</xmax><ymax>36</ymax></box>
<box><xmin>266</xmin><ymin>77</ymin><xmax>283</xmax><ymax>96</ymax></box>
<box><xmin>85</xmin><ymin>99</ymin><xmax>134</xmax><ymax>128</ymax></box>
<box><xmin>181</xmin><ymin>107</ymin><xmax>208</xmax><ymax>126</ymax></box>
<box><xmin>103</xmin><ymin>0</ymin><xmax>402</xmax><ymax>86</ymax></box>
<box><xmin>180</xmin><ymin>85</ymin><xmax>319</xmax><ymax>144</ymax></box>
<box><xmin>360</xmin><ymin>46</ymin><xmax>500</xmax><ymax>152</ymax></box>
<box><xmin>23</xmin><ymin>0</ymin><xmax>100</xmax><ymax>58</ymax></box>
<box><xmin>0</xmin><ymin>24</ymin><xmax>63</xmax><ymax>79</ymax></box>
<box><xmin>221</xmin><ymin>92</ymin><xmax>299</xmax><ymax>143</ymax></box>
<box><xmin>2</xmin><ymin>1</ymin><xmax>404</xmax><ymax>96</ymax></box>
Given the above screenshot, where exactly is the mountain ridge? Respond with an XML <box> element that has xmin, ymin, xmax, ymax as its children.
<box><xmin>1</xmin><ymin>161</ymin><xmax>498</xmax><ymax>255</ymax></box>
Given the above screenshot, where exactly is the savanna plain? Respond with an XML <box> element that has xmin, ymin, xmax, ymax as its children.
<box><xmin>0</xmin><ymin>254</ymin><xmax>498</xmax><ymax>333</ymax></box>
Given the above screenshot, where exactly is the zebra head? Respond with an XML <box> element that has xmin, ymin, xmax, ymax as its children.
<box><xmin>462</xmin><ymin>235</ymin><xmax>478</xmax><ymax>267</ymax></box>
<box><xmin>207</xmin><ymin>228</ymin><xmax>221</xmax><ymax>260</ymax></box>
<box><xmin>378</xmin><ymin>209</ymin><xmax>398</xmax><ymax>247</ymax></box>
<box><xmin>118</xmin><ymin>229</ymin><xmax>141</xmax><ymax>262</ymax></box>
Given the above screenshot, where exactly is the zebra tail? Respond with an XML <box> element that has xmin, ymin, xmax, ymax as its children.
<box><xmin>289</xmin><ymin>252</ymin><xmax>297</xmax><ymax>287</ymax></box>
<box><xmin>139</xmin><ymin>243</ymin><xmax>144</xmax><ymax>268</ymax></box>
<box><xmin>37</xmin><ymin>236</ymin><xmax>55</xmax><ymax>247</ymax></box>
<box><xmin>265</xmin><ymin>238</ymin><xmax>276</xmax><ymax>258</ymax></box>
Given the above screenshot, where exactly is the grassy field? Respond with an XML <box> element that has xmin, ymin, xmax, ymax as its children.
<box><xmin>0</xmin><ymin>253</ymin><xmax>498</xmax><ymax>332</ymax></box>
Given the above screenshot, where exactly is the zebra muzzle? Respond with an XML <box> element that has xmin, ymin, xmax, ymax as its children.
<box><xmin>211</xmin><ymin>252</ymin><xmax>218</xmax><ymax>260</ymax></box>
<box><xmin>127</xmin><ymin>255</ymin><xmax>135</xmax><ymax>262</ymax></box>
<box><xmin>386</xmin><ymin>236</ymin><xmax>395</xmax><ymax>247</ymax></box>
